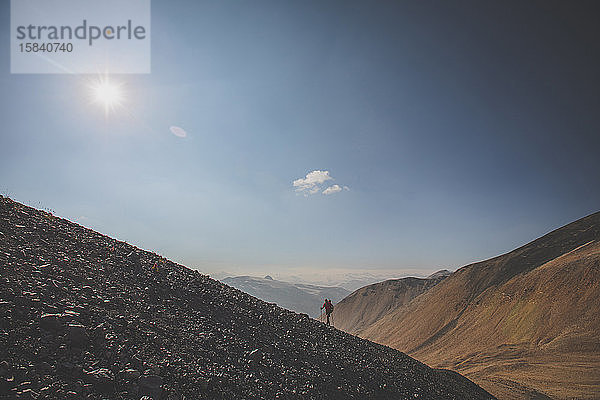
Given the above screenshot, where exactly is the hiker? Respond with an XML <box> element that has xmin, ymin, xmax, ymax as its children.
<box><xmin>152</xmin><ymin>258</ymin><xmax>160</xmax><ymax>273</ymax></box>
<box><xmin>321</xmin><ymin>298</ymin><xmax>334</xmax><ymax>326</ymax></box>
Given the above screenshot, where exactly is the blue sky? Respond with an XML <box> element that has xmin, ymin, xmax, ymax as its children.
<box><xmin>1</xmin><ymin>1</ymin><xmax>599</xmax><ymax>282</ymax></box>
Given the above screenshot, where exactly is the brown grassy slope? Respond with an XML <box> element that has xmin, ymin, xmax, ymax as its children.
<box><xmin>360</xmin><ymin>212</ymin><xmax>600</xmax><ymax>399</ymax></box>
<box><xmin>417</xmin><ymin>240</ymin><xmax>600</xmax><ymax>400</ymax></box>
<box><xmin>333</xmin><ymin>277</ymin><xmax>444</xmax><ymax>334</ymax></box>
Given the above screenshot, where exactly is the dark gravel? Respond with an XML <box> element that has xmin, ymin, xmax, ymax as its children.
<box><xmin>0</xmin><ymin>196</ymin><xmax>495</xmax><ymax>399</ymax></box>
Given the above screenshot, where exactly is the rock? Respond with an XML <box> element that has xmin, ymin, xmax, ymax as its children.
<box><xmin>37</xmin><ymin>362</ymin><xmax>51</xmax><ymax>373</ymax></box>
<box><xmin>86</xmin><ymin>368</ymin><xmax>114</xmax><ymax>393</ymax></box>
<box><xmin>131</xmin><ymin>355</ymin><xmax>143</xmax><ymax>369</ymax></box>
<box><xmin>17</xmin><ymin>381</ymin><xmax>32</xmax><ymax>390</ymax></box>
<box><xmin>39</xmin><ymin>313</ymin><xmax>67</xmax><ymax>331</ymax></box>
<box><xmin>67</xmin><ymin>324</ymin><xmax>88</xmax><ymax>347</ymax></box>
<box><xmin>123</xmin><ymin>368</ymin><xmax>141</xmax><ymax>381</ymax></box>
<box><xmin>138</xmin><ymin>375</ymin><xmax>163</xmax><ymax>399</ymax></box>
<box><xmin>0</xmin><ymin>360</ymin><xmax>10</xmax><ymax>376</ymax></box>
<box><xmin>15</xmin><ymin>388</ymin><xmax>39</xmax><ymax>399</ymax></box>
<box><xmin>149</xmin><ymin>365</ymin><xmax>160</xmax><ymax>375</ymax></box>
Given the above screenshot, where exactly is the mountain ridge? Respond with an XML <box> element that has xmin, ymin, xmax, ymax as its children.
<box><xmin>344</xmin><ymin>211</ymin><xmax>600</xmax><ymax>399</ymax></box>
<box><xmin>333</xmin><ymin>272</ymin><xmax>450</xmax><ymax>334</ymax></box>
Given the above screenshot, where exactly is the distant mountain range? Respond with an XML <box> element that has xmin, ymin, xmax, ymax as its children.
<box><xmin>221</xmin><ymin>275</ymin><xmax>350</xmax><ymax>318</ymax></box>
<box><xmin>213</xmin><ymin>269</ymin><xmax>434</xmax><ymax>292</ymax></box>
<box><xmin>334</xmin><ymin>212</ymin><xmax>600</xmax><ymax>400</ymax></box>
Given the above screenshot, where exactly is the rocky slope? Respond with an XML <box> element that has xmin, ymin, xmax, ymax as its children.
<box><xmin>0</xmin><ymin>196</ymin><xmax>494</xmax><ymax>400</ymax></box>
<box><xmin>358</xmin><ymin>212</ymin><xmax>600</xmax><ymax>399</ymax></box>
<box><xmin>333</xmin><ymin>272</ymin><xmax>449</xmax><ymax>335</ymax></box>
<box><xmin>221</xmin><ymin>276</ymin><xmax>348</xmax><ymax>319</ymax></box>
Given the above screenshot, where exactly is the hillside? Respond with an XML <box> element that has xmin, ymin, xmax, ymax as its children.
<box><xmin>358</xmin><ymin>212</ymin><xmax>600</xmax><ymax>399</ymax></box>
<box><xmin>221</xmin><ymin>276</ymin><xmax>349</xmax><ymax>318</ymax></box>
<box><xmin>334</xmin><ymin>272</ymin><xmax>449</xmax><ymax>334</ymax></box>
<box><xmin>0</xmin><ymin>196</ymin><xmax>494</xmax><ymax>399</ymax></box>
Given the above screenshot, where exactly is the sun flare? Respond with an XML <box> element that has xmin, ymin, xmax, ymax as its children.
<box><xmin>89</xmin><ymin>76</ymin><xmax>125</xmax><ymax>115</ymax></box>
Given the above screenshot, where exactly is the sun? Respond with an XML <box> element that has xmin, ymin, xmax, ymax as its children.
<box><xmin>89</xmin><ymin>76</ymin><xmax>125</xmax><ymax>115</ymax></box>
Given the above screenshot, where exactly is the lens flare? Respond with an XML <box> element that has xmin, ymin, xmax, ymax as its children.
<box><xmin>89</xmin><ymin>76</ymin><xmax>125</xmax><ymax>116</ymax></box>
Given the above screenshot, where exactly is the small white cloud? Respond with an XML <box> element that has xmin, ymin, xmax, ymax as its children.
<box><xmin>292</xmin><ymin>170</ymin><xmax>349</xmax><ymax>196</ymax></box>
<box><xmin>323</xmin><ymin>184</ymin><xmax>342</xmax><ymax>195</ymax></box>
<box><xmin>293</xmin><ymin>170</ymin><xmax>333</xmax><ymax>195</ymax></box>
<box><xmin>169</xmin><ymin>126</ymin><xmax>187</xmax><ymax>138</ymax></box>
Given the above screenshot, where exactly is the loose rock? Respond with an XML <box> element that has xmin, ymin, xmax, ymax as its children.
<box><xmin>0</xmin><ymin>196</ymin><xmax>495</xmax><ymax>400</ymax></box>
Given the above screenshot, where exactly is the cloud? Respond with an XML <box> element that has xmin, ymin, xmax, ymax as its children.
<box><xmin>322</xmin><ymin>184</ymin><xmax>342</xmax><ymax>195</ymax></box>
<box><xmin>169</xmin><ymin>126</ymin><xmax>187</xmax><ymax>138</ymax></box>
<box><xmin>293</xmin><ymin>170</ymin><xmax>349</xmax><ymax>196</ymax></box>
<box><xmin>293</xmin><ymin>170</ymin><xmax>333</xmax><ymax>195</ymax></box>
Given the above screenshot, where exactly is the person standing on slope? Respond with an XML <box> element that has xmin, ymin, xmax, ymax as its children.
<box><xmin>321</xmin><ymin>299</ymin><xmax>334</xmax><ymax>326</ymax></box>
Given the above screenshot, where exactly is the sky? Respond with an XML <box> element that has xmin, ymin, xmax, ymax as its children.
<box><xmin>1</xmin><ymin>1</ymin><xmax>599</xmax><ymax>284</ymax></box>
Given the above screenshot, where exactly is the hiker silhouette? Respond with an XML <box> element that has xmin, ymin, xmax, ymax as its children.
<box><xmin>321</xmin><ymin>299</ymin><xmax>334</xmax><ymax>326</ymax></box>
